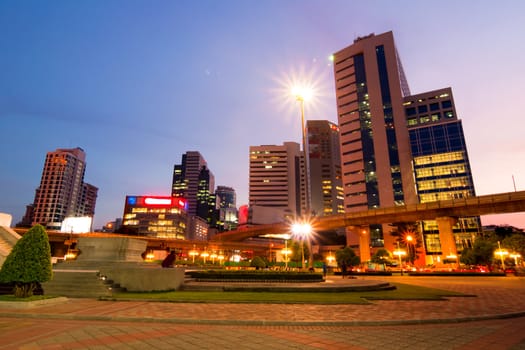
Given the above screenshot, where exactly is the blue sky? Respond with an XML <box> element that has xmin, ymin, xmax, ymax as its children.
<box><xmin>1</xmin><ymin>0</ymin><xmax>525</xmax><ymax>229</ymax></box>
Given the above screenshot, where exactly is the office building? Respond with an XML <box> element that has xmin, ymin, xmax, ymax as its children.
<box><xmin>172</xmin><ymin>151</ymin><xmax>212</xmax><ymax>218</ymax></box>
<box><xmin>249</xmin><ymin>142</ymin><xmax>303</xmax><ymax>218</ymax></box>
<box><xmin>307</xmin><ymin>120</ymin><xmax>344</xmax><ymax>216</ymax></box>
<box><xmin>333</xmin><ymin>31</ymin><xmax>480</xmax><ymax>264</ymax></box>
<box><xmin>215</xmin><ymin>186</ymin><xmax>238</xmax><ymax>231</ymax></box>
<box><xmin>31</xmin><ymin>147</ymin><xmax>98</xmax><ymax>230</ymax></box>
<box><xmin>405</xmin><ymin>87</ymin><xmax>480</xmax><ymax>261</ymax></box>
<box><xmin>196</xmin><ymin>165</ymin><xmax>215</xmax><ymax>222</ymax></box>
<box><xmin>332</xmin><ymin>32</ymin><xmax>418</xmax><ymax>258</ymax></box>
<box><xmin>122</xmin><ymin>195</ymin><xmax>187</xmax><ymax>239</ymax></box>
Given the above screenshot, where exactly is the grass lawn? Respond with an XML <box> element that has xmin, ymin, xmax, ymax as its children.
<box><xmin>0</xmin><ymin>295</ymin><xmax>58</xmax><ymax>302</ymax></box>
<box><xmin>109</xmin><ymin>282</ymin><xmax>468</xmax><ymax>305</ymax></box>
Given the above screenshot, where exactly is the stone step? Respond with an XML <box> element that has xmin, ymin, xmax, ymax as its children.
<box><xmin>42</xmin><ymin>270</ymin><xmax>113</xmax><ymax>298</ymax></box>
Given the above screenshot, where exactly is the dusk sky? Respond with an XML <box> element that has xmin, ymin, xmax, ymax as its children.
<box><xmin>1</xmin><ymin>0</ymin><xmax>525</xmax><ymax>230</ymax></box>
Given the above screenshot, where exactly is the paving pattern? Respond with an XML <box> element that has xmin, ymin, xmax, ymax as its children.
<box><xmin>1</xmin><ymin>276</ymin><xmax>525</xmax><ymax>349</ymax></box>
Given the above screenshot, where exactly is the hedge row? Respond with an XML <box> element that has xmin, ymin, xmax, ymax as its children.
<box><xmin>408</xmin><ymin>272</ymin><xmax>506</xmax><ymax>277</ymax></box>
<box><xmin>187</xmin><ymin>270</ymin><xmax>324</xmax><ymax>282</ymax></box>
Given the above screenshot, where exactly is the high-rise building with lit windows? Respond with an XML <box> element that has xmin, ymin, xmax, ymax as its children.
<box><xmin>333</xmin><ymin>31</ymin><xmax>479</xmax><ymax>263</ymax></box>
<box><xmin>249</xmin><ymin>142</ymin><xmax>303</xmax><ymax>217</ymax></box>
<box><xmin>215</xmin><ymin>186</ymin><xmax>238</xmax><ymax>231</ymax></box>
<box><xmin>31</xmin><ymin>147</ymin><xmax>98</xmax><ymax>230</ymax></box>
<box><xmin>172</xmin><ymin>151</ymin><xmax>212</xmax><ymax>218</ymax></box>
<box><xmin>306</xmin><ymin>120</ymin><xmax>344</xmax><ymax>216</ymax></box>
<box><xmin>332</xmin><ymin>31</ymin><xmax>418</xmax><ymax>256</ymax></box>
<box><xmin>196</xmin><ymin>165</ymin><xmax>215</xmax><ymax>222</ymax></box>
<box><xmin>405</xmin><ymin>87</ymin><xmax>480</xmax><ymax>256</ymax></box>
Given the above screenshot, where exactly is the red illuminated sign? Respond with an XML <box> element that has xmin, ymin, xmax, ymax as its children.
<box><xmin>127</xmin><ymin>196</ymin><xmax>187</xmax><ymax>210</ymax></box>
<box><xmin>144</xmin><ymin>197</ymin><xmax>173</xmax><ymax>206</ymax></box>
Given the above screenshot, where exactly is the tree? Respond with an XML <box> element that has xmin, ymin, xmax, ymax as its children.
<box><xmin>335</xmin><ymin>247</ymin><xmax>360</xmax><ymax>268</ymax></box>
<box><xmin>290</xmin><ymin>240</ymin><xmax>309</xmax><ymax>265</ymax></box>
<box><xmin>502</xmin><ymin>233</ymin><xmax>525</xmax><ymax>258</ymax></box>
<box><xmin>460</xmin><ymin>238</ymin><xmax>494</xmax><ymax>267</ymax></box>
<box><xmin>371</xmin><ymin>248</ymin><xmax>392</xmax><ymax>265</ymax></box>
<box><xmin>0</xmin><ymin>224</ymin><xmax>53</xmax><ymax>297</ymax></box>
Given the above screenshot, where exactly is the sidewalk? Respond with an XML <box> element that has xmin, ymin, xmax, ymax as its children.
<box><xmin>1</xmin><ymin>276</ymin><xmax>525</xmax><ymax>325</ymax></box>
<box><xmin>1</xmin><ymin>276</ymin><xmax>525</xmax><ymax>349</ymax></box>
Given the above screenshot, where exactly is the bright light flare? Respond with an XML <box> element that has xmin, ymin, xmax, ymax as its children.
<box><xmin>291</xmin><ymin>85</ymin><xmax>314</xmax><ymax>102</ymax></box>
<box><xmin>291</xmin><ymin>222</ymin><xmax>312</xmax><ymax>239</ymax></box>
<box><xmin>270</xmin><ymin>63</ymin><xmax>336</xmax><ymax>135</ymax></box>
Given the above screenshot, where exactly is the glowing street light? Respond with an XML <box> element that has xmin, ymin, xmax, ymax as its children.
<box><xmin>510</xmin><ymin>253</ymin><xmax>521</xmax><ymax>266</ymax></box>
<box><xmin>495</xmin><ymin>241</ymin><xmax>509</xmax><ymax>270</ymax></box>
<box><xmin>292</xmin><ymin>221</ymin><xmax>312</xmax><ymax>270</ymax></box>
<box><xmin>189</xmin><ymin>249</ymin><xmax>199</xmax><ymax>264</ymax></box>
<box><xmin>201</xmin><ymin>251</ymin><xmax>210</xmax><ymax>264</ymax></box>
<box><xmin>326</xmin><ymin>252</ymin><xmax>336</xmax><ymax>266</ymax></box>
<box><xmin>393</xmin><ymin>241</ymin><xmax>406</xmax><ymax>275</ymax></box>
<box><xmin>281</xmin><ymin>239</ymin><xmax>291</xmax><ymax>269</ymax></box>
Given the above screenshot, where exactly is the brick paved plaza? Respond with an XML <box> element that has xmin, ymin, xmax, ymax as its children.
<box><xmin>1</xmin><ymin>276</ymin><xmax>525</xmax><ymax>349</ymax></box>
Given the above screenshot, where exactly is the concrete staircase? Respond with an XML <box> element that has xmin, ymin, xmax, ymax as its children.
<box><xmin>41</xmin><ymin>269</ymin><xmax>113</xmax><ymax>298</ymax></box>
<box><xmin>40</xmin><ymin>260</ymin><xmax>126</xmax><ymax>298</ymax></box>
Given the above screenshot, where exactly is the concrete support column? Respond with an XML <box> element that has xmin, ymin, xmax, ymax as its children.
<box><xmin>359</xmin><ymin>227</ymin><xmax>371</xmax><ymax>262</ymax></box>
<box><xmin>435</xmin><ymin>216</ymin><xmax>458</xmax><ymax>259</ymax></box>
<box><xmin>346</xmin><ymin>226</ymin><xmax>370</xmax><ymax>262</ymax></box>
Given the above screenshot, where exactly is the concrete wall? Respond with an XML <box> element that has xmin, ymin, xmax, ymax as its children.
<box><xmin>76</xmin><ymin>237</ymin><xmax>147</xmax><ymax>262</ymax></box>
<box><xmin>100</xmin><ymin>266</ymin><xmax>185</xmax><ymax>292</ymax></box>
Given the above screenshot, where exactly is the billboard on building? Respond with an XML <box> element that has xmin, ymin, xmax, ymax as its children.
<box><xmin>61</xmin><ymin>216</ymin><xmax>92</xmax><ymax>233</ymax></box>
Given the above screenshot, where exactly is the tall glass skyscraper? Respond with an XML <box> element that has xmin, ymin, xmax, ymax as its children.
<box><xmin>215</xmin><ymin>185</ymin><xmax>238</xmax><ymax>231</ymax></box>
<box><xmin>405</xmin><ymin>88</ymin><xmax>480</xmax><ymax>259</ymax></box>
<box><xmin>172</xmin><ymin>151</ymin><xmax>213</xmax><ymax>218</ymax></box>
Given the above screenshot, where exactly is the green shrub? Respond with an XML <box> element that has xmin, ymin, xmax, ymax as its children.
<box><xmin>250</xmin><ymin>256</ymin><xmax>266</xmax><ymax>269</ymax></box>
<box><xmin>0</xmin><ymin>225</ymin><xmax>53</xmax><ymax>297</ymax></box>
<box><xmin>186</xmin><ymin>270</ymin><xmax>323</xmax><ymax>282</ymax></box>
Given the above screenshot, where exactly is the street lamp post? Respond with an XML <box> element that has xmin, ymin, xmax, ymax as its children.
<box><xmin>292</xmin><ymin>222</ymin><xmax>312</xmax><ymax>270</ymax></box>
<box><xmin>496</xmin><ymin>241</ymin><xmax>508</xmax><ymax>270</ymax></box>
<box><xmin>293</xmin><ymin>86</ymin><xmax>314</xmax><ymax>269</ymax></box>
<box><xmin>394</xmin><ymin>241</ymin><xmax>406</xmax><ymax>276</ymax></box>
<box><xmin>510</xmin><ymin>253</ymin><xmax>521</xmax><ymax>266</ymax></box>
<box><xmin>293</xmin><ymin>88</ymin><xmax>312</xmax><ymax>216</ymax></box>
<box><xmin>281</xmin><ymin>239</ymin><xmax>291</xmax><ymax>269</ymax></box>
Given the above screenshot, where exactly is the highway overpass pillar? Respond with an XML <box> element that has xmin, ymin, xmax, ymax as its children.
<box><xmin>346</xmin><ymin>226</ymin><xmax>371</xmax><ymax>262</ymax></box>
<box><xmin>436</xmin><ymin>216</ymin><xmax>458</xmax><ymax>262</ymax></box>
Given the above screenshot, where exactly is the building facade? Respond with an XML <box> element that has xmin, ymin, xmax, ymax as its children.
<box><xmin>196</xmin><ymin>165</ymin><xmax>215</xmax><ymax>222</ymax></box>
<box><xmin>122</xmin><ymin>195</ymin><xmax>187</xmax><ymax>239</ymax></box>
<box><xmin>332</xmin><ymin>32</ymin><xmax>418</xmax><ymax>257</ymax></box>
<box><xmin>307</xmin><ymin>120</ymin><xmax>344</xmax><ymax>216</ymax></box>
<box><xmin>215</xmin><ymin>185</ymin><xmax>238</xmax><ymax>231</ymax></box>
<box><xmin>405</xmin><ymin>87</ymin><xmax>480</xmax><ymax>261</ymax></box>
<box><xmin>333</xmin><ymin>31</ymin><xmax>479</xmax><ymax>264</ymax></box>
<box><xmin>31</xmin><ymin>147</ymin><xmax>98</xmax><ymax>230</ymax></box>
<box><xmin>172</xmin><ymin>151</ymin><xmax>211</xmax><ymax>218</ymax></box>
<box><xmin>249</xmin><ymin>142</ymin><xmax>303</xmax><ymax>218</ymax></box>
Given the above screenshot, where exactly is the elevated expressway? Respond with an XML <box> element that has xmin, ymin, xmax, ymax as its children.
<box><xmin>6</xmin><ymin>191</ymin><xmax>525</xmax><ymax>262</ymax></box>
<box><xmin>213</xmin><ymin>190</ymin><xmax>525</xmax><ymax>260</ymax></box>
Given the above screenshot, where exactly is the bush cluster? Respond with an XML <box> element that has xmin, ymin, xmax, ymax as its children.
<box><xmin>187</xmin><ymin>270</ymin><xmax>323</xmax><ymax>282</ymax></box>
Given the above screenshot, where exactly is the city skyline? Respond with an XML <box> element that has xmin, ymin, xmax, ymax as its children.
<box><xmin>1</xmin><ymin>1</ymin><xmax>525</xmax><ymax>229</ymax></box>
